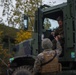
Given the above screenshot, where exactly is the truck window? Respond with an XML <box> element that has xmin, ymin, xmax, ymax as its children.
<box><xmin>43</xmin><ymin>18</ymin><xmax>59</xmax><ymax>31</ymax></box>
<box><xmin>43</xmin><ymin>18</ymin><xmax>59</xmax><ymax>40</ymax></box>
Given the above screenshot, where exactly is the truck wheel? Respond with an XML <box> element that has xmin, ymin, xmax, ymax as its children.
<box><xmin>12</xmin><ymin>65</ymin><xmax>34</xmax><ymax>75</ymax></box>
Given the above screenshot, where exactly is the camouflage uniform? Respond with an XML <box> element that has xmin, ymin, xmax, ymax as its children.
<box><xmin>52</xmin><ymin>27</ymin><xmax>64</xmax><ymax>50</ymax></box>
<box><xmin>52</xmin><ymin>16</ymin><xmax>64</xmax><ymax>51</ymax></box>
<box><xmin>52</xmin><ymin>26</ymin><xmax>64</xmax><ymax>56</ymax></box>
<box><xmin>33</xmin><ymin>38</ymin><xmax>62</xmax><ymax>75</ymax></box>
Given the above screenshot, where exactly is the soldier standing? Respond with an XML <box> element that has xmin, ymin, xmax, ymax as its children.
<box><xmin>33</xmin><ymin>37</ymin><xmax>62</xmax><ymax>75</ymax></box>
<box><xmin>52</xmin><ymin>16</ymin><xmax>64</xmax><ymax>56</ymax></box>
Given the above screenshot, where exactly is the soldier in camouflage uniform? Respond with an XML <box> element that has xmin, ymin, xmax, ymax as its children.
<box><xmin>52</xmin><ymin>16</ymin><xmax>64</xmax><ymax>56</ymax></box>
<box><xmin>33</xmin><ymin>37</ymin><xmax>62</xmax><ymax>75</ymax></box>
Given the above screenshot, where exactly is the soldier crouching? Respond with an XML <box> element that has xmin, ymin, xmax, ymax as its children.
<box><xmin>33</xmin><ymin>37</ymin><xmax>62</xmax><ymax>75</ymax></box>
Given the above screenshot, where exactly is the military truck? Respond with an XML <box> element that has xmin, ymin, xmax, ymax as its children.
<box><xmin>8</xmin><ymin>0</ymin><xmax>76</xmax><ymax>75</ymax></box>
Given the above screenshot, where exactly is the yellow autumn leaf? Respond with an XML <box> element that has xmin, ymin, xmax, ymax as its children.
<box><xmin>15</xmin><ymin>30</ymin><xmax>32</xmax><ymax>43</ymax></box>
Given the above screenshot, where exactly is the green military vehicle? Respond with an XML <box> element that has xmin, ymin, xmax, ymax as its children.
<box><xmin>8</xmin><ymin>0</ymin><xmax>76</xmax><ymax>75</ymax></box>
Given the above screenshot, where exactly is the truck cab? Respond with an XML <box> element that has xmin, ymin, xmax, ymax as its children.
<box><xmin>32</xmin><ymin>1</ymin><xmax>76</xmax><ymax>70</ymax></box>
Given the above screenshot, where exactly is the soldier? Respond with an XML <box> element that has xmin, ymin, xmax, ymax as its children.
<box><xmin>52</xmin><ymin>16</ymin><xmax>64</xmax><ymax>56</ymax></box>
<box><xmin>33</xmin><ymin>37</ymin><xmax>62</xmax><ymax>75</ymax></box>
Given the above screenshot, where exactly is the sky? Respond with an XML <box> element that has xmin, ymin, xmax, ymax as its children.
<box><xmin>0</xmin><ymin>0</ymin><xmax>67</xmax><ymax>28</ymax></box>
<box><xmin>43</xmin><ymin>0</ymin><xmax>67</xmax><ymax>6</ymax></box>
<box><xmin>0</xmin><ymin>0</ymin><xmax>67</xmax><ymax>17</ymax></box>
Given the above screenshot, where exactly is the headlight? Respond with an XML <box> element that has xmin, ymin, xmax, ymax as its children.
<box><xmin>9</xmin><ymin>58</ymin><xmax>14</xmax><ymax>63</ymax></box>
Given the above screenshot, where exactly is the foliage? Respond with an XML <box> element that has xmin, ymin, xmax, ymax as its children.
<box><xmin>0</xmin><ymin>47</ymin><xmax>13</xmax><ymax>65</ymax></box>
<box><xmin>0</xmin><ymin>0</ymin><xmax>42</xmax><ymax>30</ymax></box>
<box><xmin>44</xmin><ymin>18</ymin><xmax>51</xmax><ymax>30</ymax></box>
<box><xmin>0</xmin><ymin>30</ymin><xmax>13</xmax><ymax>64</ymax></box>
<box><xmin>0</xmin><ymin>45</ymin><xmax>14</xmax><ymax>75</ymax></box>
<box><xmin>0</xmin><ymin>31</ymin><xmax>14</xmax><ymax>75</ymax></box>
<box><xmin>0</xmin><ymin>0</ymin><xmax>15</xmax><ymax>26</ymax></box>
<box><xmin>0</xmin><ymin>31</ymin><xmax>3</xmax><ymax>43</ymax></box>
<box><xmin>15</xmin><ymin>30</ymin><xmax>32</xmax><ymax>43</ymax></box>
<box><xmin>0</xmin><ymin>31</ymin><xmax>3</xmax><ymax>38</ymax></box>
<box><xmin>14</xmin><ymin>0</ymin><xmax>41</xmax><ymax>30</ymax></box>
<box><xmin>0</xmin><ymin>23</ymin><xmax>19</xmax><ymax>39</ymax></box>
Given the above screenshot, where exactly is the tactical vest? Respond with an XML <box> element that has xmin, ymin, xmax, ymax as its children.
<box><xmin>40</xmin><ymin>51</ymin><xmax>62</xmax><ymax>74</ymax></box>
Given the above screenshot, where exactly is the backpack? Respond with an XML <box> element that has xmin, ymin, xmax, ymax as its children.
<box><xmin>40</xmin><ymin>51</ymin><xmax>62</xmax><ymax>73</ymax></box>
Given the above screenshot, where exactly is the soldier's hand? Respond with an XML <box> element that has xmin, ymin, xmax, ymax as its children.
<box><xmin>55</xmin><ymin>35</ymin><xmax>59</xmax><ymax>41</ymax></box>
<box><xmin>58</xmin><ymin>35</ymin><xmax>61</xmax><ymax>38</ymax></box>
<box><xmin>51</xmin><ymin>32</ymin><xmax>54</xmax><ymax>36</ymax></box>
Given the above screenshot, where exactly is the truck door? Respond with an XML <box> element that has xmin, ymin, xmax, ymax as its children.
<box><xmin>32</xmin><ymin>8</ymin><xmax>43</xmax><ymax>55</ymax></box>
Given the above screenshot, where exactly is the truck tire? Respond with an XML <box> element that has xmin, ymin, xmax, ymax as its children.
<box><xmin>12</xmin><ymin>65</ymin><xmax>34</xmax><ymax>75</ymax></box>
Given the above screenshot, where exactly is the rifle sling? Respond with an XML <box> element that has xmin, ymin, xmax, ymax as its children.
<box><xmin>41</xmin><ymin>51</ymin><xmax>57</xmax><ymax>67</ymax></box>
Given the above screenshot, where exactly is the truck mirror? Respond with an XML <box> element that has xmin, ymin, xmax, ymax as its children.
<box><xmin>23</xmin><ymin>14</ymin><xmax>28</xmax><ymax>30</ymax></box>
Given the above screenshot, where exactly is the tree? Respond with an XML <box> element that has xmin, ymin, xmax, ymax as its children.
<box><xmin>8</xmin><ymin>0</ymin><xmax>42</xmax><ymax>29</ymax></box>
<box><xmin>0</xmin><ymin>45</ymin><xmax>14</xmax><ymax>75</ymax></box>
<box><xmin>43</xmin><ymin>18</ymin><xmax>51</xmax><ymax>30</ymax></box>
<box><xmin>0</xmin><ymin>31</ymin><xmax>3</xmax><ymax>42</ymax></box>
<box><xmin>0</xmin><ymin>31</ymin><xmax>14</xmax><ymax>75</ymax></box>
<box><xmin>0</xmin><ymin>0</ymin><xmax>15</xmax><ymax>26</ymax></box>
<box><xmin>15</xmin><ymin>30</ymin><xmax>32</xmax><ymax>43</ymax></box>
